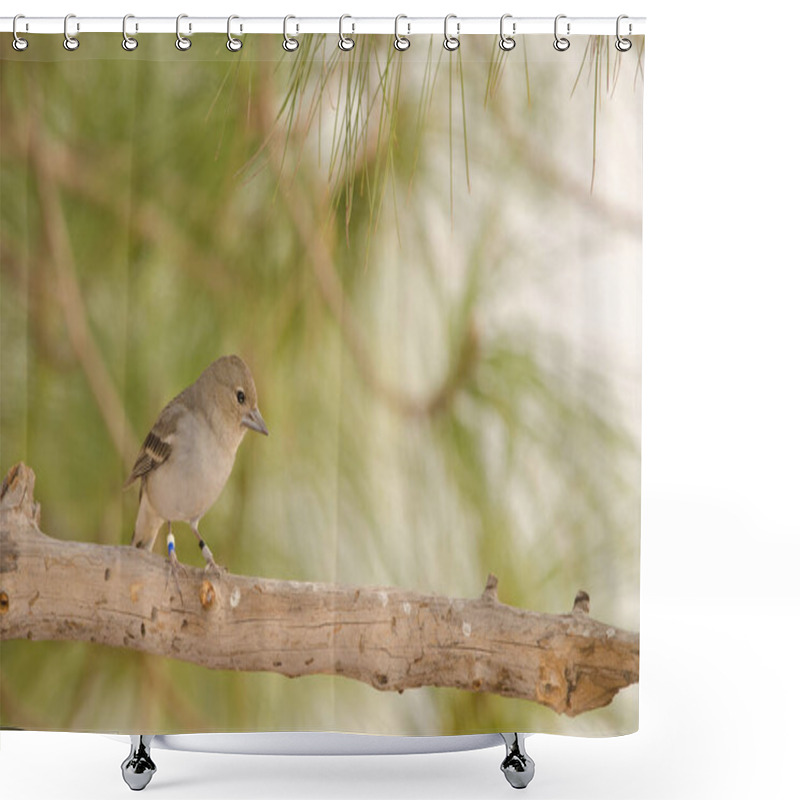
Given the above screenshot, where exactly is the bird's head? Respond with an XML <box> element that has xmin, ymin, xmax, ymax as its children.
<box><xmin>204</xmin><ymin>354</ymin><xmax>269</xmax><ymax>438</ymax></box>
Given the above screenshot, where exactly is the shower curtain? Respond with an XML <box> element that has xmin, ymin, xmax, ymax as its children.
<box><xmin>0</xmin><ymin>29</ymin><xmax>642</xmax><ymax>739</ymax></box>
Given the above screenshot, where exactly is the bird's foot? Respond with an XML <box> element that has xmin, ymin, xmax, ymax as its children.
<box><xmin>164</xmin><ymin>530</ymin><xmax>186</xmax><ymax>602</ymax></box>
<box><xmin>203</xmin><ymin>559</ymin><xmax>227</xmax><ymax>579</ymax></box>
<box><xmin>169</xmin><ymin>549</ymin><xmax>187</xmax><ymax>578</ymax></box>
<box><xmin>198</xmin><ymin>539</ymin><xmax>227</xmax><ymax>577</ymax></box>
<box><xmin>167</xmin><ymin>553</ymin><xmax>187</xmax><ymax>604</ymax></box>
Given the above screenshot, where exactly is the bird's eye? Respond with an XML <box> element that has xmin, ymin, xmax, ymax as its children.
<box><xmin>236</xmin><ymin>390</ymin><xmax>246</xmax><ymax>405</ymax></box>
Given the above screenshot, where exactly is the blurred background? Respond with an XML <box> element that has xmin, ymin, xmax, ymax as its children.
<box><xmin>0</xmin><ymin>33</ymin><xmax>642</xmax><ymax>736</ymax></box>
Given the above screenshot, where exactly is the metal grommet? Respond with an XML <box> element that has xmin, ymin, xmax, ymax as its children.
<box><xmin>12</xmin><ymin>14</ymin><xmax>29</xmax><ymax>51</ymax></box>
<box><xmin>615</xmin><ymin>14</ymin><xmax>632</xmax><ymax>52</ymax></box>
<box><xmin>553</xmin><ymin>14</ymin><xmax>570</xmax><ymax>52</ymax></box>
<box><xmin>394</xmin><ymin>14</ymin><xmax>410</xmax><ymax>51</ymax></box>
<box><xmin>176</xmin><ymin>13</ymin><xmax>191</xmax><ymax>51</ymax></box>
<box><xmin>63</xmin><ymin>13</ymin><xmax>79</xmax><ymax>51</ymax></box>
<box><xmin>338</xmin><ymin>14</ymin><xmax>355</xmax><ymax>51</ymax></box>
<box><xmin>282</xmin><ymin>15</ymin><xmax>299</xmax><ymax>51</ymax></box>
<box><xmin>227</xmin><ymin>15</ymin><xmax>243</xmax><ymax>52</ymax></box>
<box><xmin>122</xmin><ymin>14</ymin><xmax>138</xmax><ymax>51</ymax></box>
<box><xmin>443</xmin><ymin>13</ymin><xmax>459</xmax><ymax>51</ymax></box>
<box><xmin>499</xmin><ymin>13</ymin><xmax>516</xmax><ymax>51</ymax></box>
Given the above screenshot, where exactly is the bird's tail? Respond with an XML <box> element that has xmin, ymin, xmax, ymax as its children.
<box><xmin>131</xmin><ymin>489</ymin><xmax>164</xmax><ymax>552</ymax></box>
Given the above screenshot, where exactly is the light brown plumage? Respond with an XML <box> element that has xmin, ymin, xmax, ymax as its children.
<box><xmin>126</xmin><ymin>355</ymin><xmax>268</xmax><ymax>568</ymax></box>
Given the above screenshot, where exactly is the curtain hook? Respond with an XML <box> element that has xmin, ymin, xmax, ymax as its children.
<box><xmin>615</xmin><ymin>14</ymin><xmax>632</xmax><ymax>52</ymax></box>
<box><xmin>122</xmin><ymin>14</ymin><xmax>138</xmax><ymax>51</ymax></box>
<box><xmin>12</xmin><ymin>14</ymin><xmax>29</xmax><ymax>51</ymax></box>
<box><xmin>443</xmin><ymin>13</ymin><xmax>459</xmax><ymax>51</ymax></box>
<box><xmin>499</xmin><ymin>13</ymin><xmax>516</xmax><ymax>51</ymax></box>
<box><xmin>227</xmin><ymin>15</ymin><xmax>243</xmax><ymax>51</ymax></box>
<box><xmin>553</xmin><ymin>14</ymin><xmax>570</xmax><ymax>51</ymax></box>
<box><xmin>63</xmin><ymin>13</ymin><xmax>80</xmax><ymax>51</ymax></box>
<box><xmin>394</xmin><ymin>14</ymin><xmax>410</xmax><ymax>51</ymax></box>
<box><xmin>282</xmin><ymin>15</ymin><xmax>299</xmax><ymax>51</ymax></box>
<box><xmin>338</xmin><ymin>14</ymin><xmax>355</xmax><ymax>51</ymax></box>
<box><xmin>175</xmin><ymin>13</ymin><xmax>191</xmax><ymax>51</ymax></box>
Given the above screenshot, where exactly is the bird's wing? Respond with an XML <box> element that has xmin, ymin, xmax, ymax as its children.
<box><xmin>123</xmin><ymin>396</ymin><xmax>185</xmax><ymax>489</ymax></box>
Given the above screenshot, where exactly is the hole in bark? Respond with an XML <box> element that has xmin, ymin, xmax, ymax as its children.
<box><xmin>200</xmin><ymin>580</ymin><xmax>216</xmax><ymax>609</ymax></box>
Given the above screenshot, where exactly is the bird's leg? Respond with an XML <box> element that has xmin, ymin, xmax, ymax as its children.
<box><xmin>166</xmin><ymin>523</ymin><xmax>186</xmax><ymax>574</ymax></box>
<box><xmin>190</xmin><ymin>521</ymin><xmax>223</xmax><ymax>575</ymax></box>
<box><xmin>166</xmin><ymin>523</ymin><xmax>186</xmax><ymax>603</ymax></box>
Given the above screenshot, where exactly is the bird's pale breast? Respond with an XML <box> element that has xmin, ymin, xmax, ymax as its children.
<box><xmin>143</xmin><ymin>411</ymin><xmax>241</xmax><ymax>524</ymax></box>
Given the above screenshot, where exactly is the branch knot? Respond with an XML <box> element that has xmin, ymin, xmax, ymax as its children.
<box><xmin>1</xmin><ymin>463</ymin><xmax>41</xmax><ymax>528</ymax></box>
<box><xmin>481</xmin><ymin>573</ymin><xmax>499</xmax><ymax>602</ymax></box>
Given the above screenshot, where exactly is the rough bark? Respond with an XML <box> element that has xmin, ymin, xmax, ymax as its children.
<box><xmin>0</xmin><ymin>463</ymin><xmax>639</xmax><ymax>716</ymax></box>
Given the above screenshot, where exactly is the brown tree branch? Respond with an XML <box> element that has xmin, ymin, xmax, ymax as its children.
<box><xmin>0</xmin><ymin>463</ymin><xmax>638</xmax><ymax>717</ymax></box>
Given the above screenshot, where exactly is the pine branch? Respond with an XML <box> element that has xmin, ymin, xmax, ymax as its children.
<box><xmin>0</xmin><ymin>463</ymin><xmax>638</xmax><ymax>716</ymax></box>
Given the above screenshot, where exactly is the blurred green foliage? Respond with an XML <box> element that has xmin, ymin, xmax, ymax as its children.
<box><xmin>1</xmin><ymin>34</ymin><xmax>642</xmax><ymax>736</ymax></box>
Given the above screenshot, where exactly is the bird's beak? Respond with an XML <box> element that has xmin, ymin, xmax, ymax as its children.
<box><xmin>242</xmin><ymin>407</ymin><xmax>269</xmax><ymax>436</ymax></box>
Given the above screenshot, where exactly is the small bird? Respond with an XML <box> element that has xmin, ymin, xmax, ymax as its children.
<box><xmin>125</xmin><ymin>355</ymin><xmax>268</xmax><ymax>573</ymax></box>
